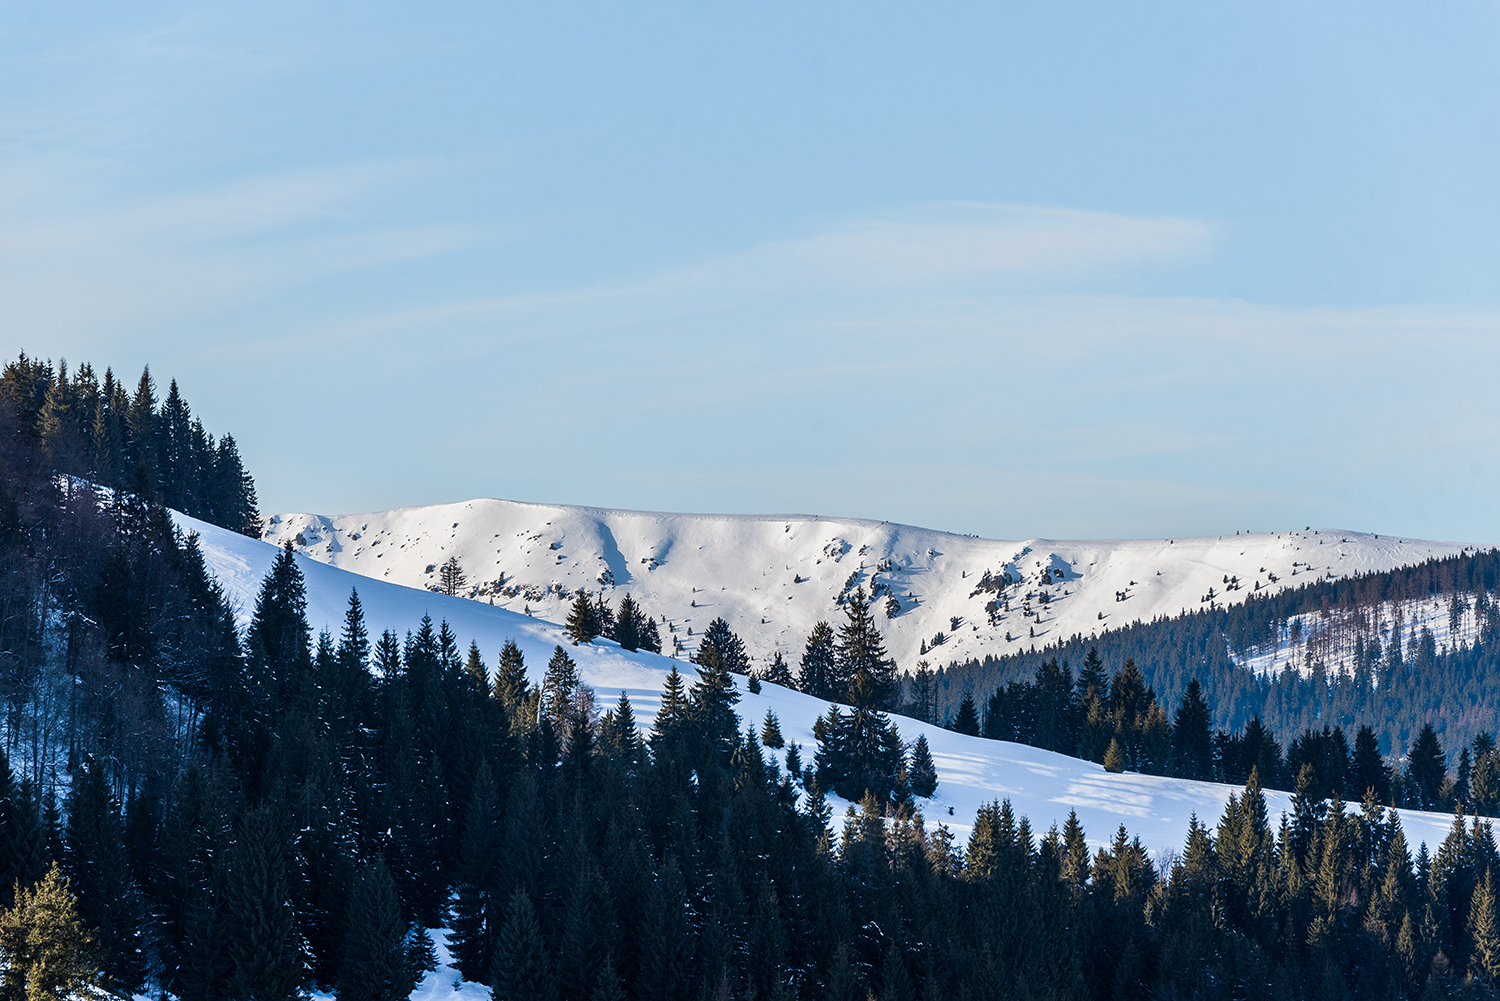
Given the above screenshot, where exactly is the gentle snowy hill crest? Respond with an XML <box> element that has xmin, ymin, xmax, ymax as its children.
<box><xmin>262</xmin><ymin>496</ymin><xmax>1473</xmax><ymax>674</ymax></box>
<box><xmin>184</xmin><ymin>510</ymin><xmax>1465</xmax><ymax>859</ymax></box>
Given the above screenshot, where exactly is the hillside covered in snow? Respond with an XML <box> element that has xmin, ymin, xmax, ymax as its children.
<box><xmin>194</xmin><ymin>510</ymin><xmax>1465</xmax><ymax>859</ymax></box>
<box><xmin>263</xmin><ymin>497</ymin><xmax>1474</xmax><ymax>675</ymax></box>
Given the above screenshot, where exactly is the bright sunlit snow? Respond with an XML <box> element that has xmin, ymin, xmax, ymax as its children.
<box><xmin>185</xmin><ymin>511</ymin><xmax>1466</xmax><ymax>869</ymax></box>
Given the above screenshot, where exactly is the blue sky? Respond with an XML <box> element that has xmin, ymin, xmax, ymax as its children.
<box><xmin>5</xmin><ymin>2</ymin><xmax>1500</xmax><ymax>541</ymax></box>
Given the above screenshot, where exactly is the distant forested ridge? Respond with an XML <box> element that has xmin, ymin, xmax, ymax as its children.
<box><xmin>926</xmin><ymin>548</ymin><xmax>1500</xmax><ymax>769</ymax></box>
<box><xmin>1</xmin><ymin>352</ymin><xmax>259</xmax><ymax>534</ymax></box>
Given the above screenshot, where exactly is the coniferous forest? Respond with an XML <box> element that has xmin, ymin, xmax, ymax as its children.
<box><xmin>11</xmin><ymin>356</ymin><xmax>1500</xmax><ymax>999</ymax></box>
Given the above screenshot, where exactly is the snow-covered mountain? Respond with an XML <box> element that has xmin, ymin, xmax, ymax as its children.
<box><xmin>262</xmin><ymin>497</ymin><xmax>1475</xmax><ymax>673</ymax></box>
<box><xmin>186</xmin><ymin>510</ymin><xmax>1463</xmax><ymax>860</ymax></box>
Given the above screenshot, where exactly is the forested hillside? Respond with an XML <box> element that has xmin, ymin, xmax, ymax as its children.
<box><xmin>932</xmin><ymin>549</ymin><xmax>1500</xmax><ymax>768</ymax></box>
<box><xmin>1</xmin><ymin>353</ymin><xmax>259</xmax><ymax>535</ymax></box>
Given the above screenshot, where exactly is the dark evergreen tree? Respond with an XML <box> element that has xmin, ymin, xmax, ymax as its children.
<box><xmin>799</xmin><ymin>621</ymin><xmax>838</xmax><ymax>701</ymax></box>
<box><xmin>836</xmin><ymin>587</ymin><xmax>895</xmax><ymax>709</ymax></box>
<box><xmin>763</xmin><ymin>650</ymin><xmax>794</xmax><ymax>689</ymax></box>
<box><xmin>950</xmin><ymin>693</ymin><xmax>980</xmax><ymax>736</ymax></box>
<box><xmin>761</xmin><ymin>709</ymin><xmax>785</xmax><ymax>749</ymax></box>
<box><xmin>63</xmin><ymin>761</ymin><xmax>146</xmax><ymax>991</ymax></box>
<box><xmin>1172</xmin><ymin>679</ymin><xmax>1214</xmax><ymax>781</ymax></box>
<box><xmin>908</xmin><ymin>734</ymin><xmax>938</xmax><ymax>798</ymax></box>
<box><xmin>566</xmin><ymin>590</ymin><xmax>600</xmax><ymax>645</ymax></box>
<box><xmin>223</xmin><ymin>807</ymin><xmax>303</xmax><ymax>1001</ymax></box>
<box><xmin>491</xmin><ymin>890</ymin><xmax>554</xmax><ymax>1001</ymax></box>
<box><xmin>337</xmin><ymin>857</ymin><xmax>420</xmax><ymax>1001</ymax></box>
<box><xmin>1408</xmin><ymin>723</ymin><xmax>1447</xmax><ymax>811</ymax></box>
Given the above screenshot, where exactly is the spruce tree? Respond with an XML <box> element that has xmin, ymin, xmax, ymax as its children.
<box><xmin>63</xmin><ymin>760</ymin><xmax>146</xmax><ymax>991</ymax></box>
<box><xmin>1352</xmin><ymin>724</ymin><xmax>1393</xmax><ymax>804</ymax></box>
<box><xmin>908</xmin><ymin>734</ymin><xmax>938</xmax><ymax>798</ymax></box>
<box><xmin>224</xmin><ymin>807</ymin><xmax>303</xmax><ymax>1001</ymax></box>
<box><xmin>337</xmin><ymin>857</ymin><xmax>418</xmax><ymax>1001</ymax></box>
<box><xmin>614</xmin><ymin>594</ymin><xmax>642</xmax><ymax>651</ymax></box>
<box><xmin>761</xmin><ymin>710</ymin><xmax>785</xmax><ymax>749</ymax></box>
<box><xmin>0</xmin><ymin>863</ymin><xmax>103</xmax><ymax>1001</ymax></box>
<box><xmin>836</xmin><ymin>588</ymin><xmax>895</xmax><ymax>708</ymax></box>
<box><xmin>491</xmin><ymin>890</ymin><xmax>555</xmax><ymax>1001</ymax></box>
<box><xmin>1473</xmin><ymin>868</ymin><xmax>1500</xmax><ymax>986</ymax></box>
<box><xmin>438</xmin><ymin>555</ymin><xmax>467</xmax><ymax>597</ymax></box>
<box><xmin>566</xmin><ymin>590</ymin><xmax>600</xmax><ymax>645</ymax></box>
<box><xmin>1408</xmin><ymin>724</ymin><xmax>1447</xmax><ymax>811</ymax></box>
<box><xmin>495</xmin><ymin>639</ymin><xmax>529</xmax><ymax>712</ymax></box>
<box><xmin>1171</xmin><ymin>679</ymin><xmax>1213</xmax><ymax>781</ymax></box>
<box><xmin>950</xmin><ymin>694</ymin><xmax>980</xmax><ymax>736</ymax></box>
<box><xmin>763</xmin><ymin>650</ymin><xmax>795</xmax><ymax>689</ymax></box>
<box><xmin>799</xmin><ymin>622</ymin><xmax>837</xmax><ymax>700</ymax></box>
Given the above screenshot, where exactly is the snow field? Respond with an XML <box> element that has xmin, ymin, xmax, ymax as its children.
<box><xmin>189</xmin><ymin>511</ymin><xmax>1466</xmax><ymax>866</ymax></box>
<box><xmin>262</xmin><ymin>498</ymin><xmax>1475</xmax><ymax>676</ymax></box>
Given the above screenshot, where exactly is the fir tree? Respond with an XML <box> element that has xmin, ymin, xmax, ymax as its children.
<box><xmin>491</xmin><ymin>890</ymin><xmax>555</xmax><ymax>1001</ymax></box>
<box><xmin>950</xmin><ymin>694</ymin><xmax>980</xmax><ymax>736</ymax></box>
<box><xmin>438</xmin><ymin>555</ymin><xmax>467</xmax><ymax>597</ymax></box>
<box><xmin>798</xmin><ymin>622</ymin><xmax>838</xmax><ymax>700</ymax></box>
<box><xmin>908</xmin><ymin>734</ymin><xmax>938</xmax><ymax>798</ymax></box>
<box><xmin>337</xmin><ymin>857</ymin><xmax>420</xmax><ymax>1001</ymax></box>
<box><xmin>0</xmin><ymin>863</ymin><xmax>103</xmax><ymax>1001</ymax></box>
<box><xmin>224</xmin><ymin>807</ymin><xmax>303</xmax><ymax>1001</ymax></box>
<box><xmin>565</xmin><ymin>590</ymin><xmax>600</xmax><ymax>645</ymax></box>
<box><xmin>836</xmin><ymin>587</ymin><xmax>895</xmax><ymax>709</ymax></box>
<box><xmin>761</xmin><ymin>710</ymin><xmax>785</xmax><ymax>749</ymax></box>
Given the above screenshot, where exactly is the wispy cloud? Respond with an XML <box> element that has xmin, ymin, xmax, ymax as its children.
<box><xmin>0</xmin><ymin>159</ymin><xmax>479</xmax><ymax>341</ymax></box>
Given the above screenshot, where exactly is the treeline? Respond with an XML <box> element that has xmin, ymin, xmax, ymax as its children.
<box><xmin>1</xmin><ymin>353</ymin><xmax>260</xmax><ymax>534</ymax></box>
<box><xmin>932</xmin><ymin>548</ymin><xmax>1500</xmax><ymax>774</ymax></box>
<box><xmin>17</xmin><ymin>544</ymin><xmax>1500</xmax><ymax>999</ymax></box>
<box><xmin>938</xmin><ymin>647</ymin><xmax>1500</xmax><ymax>817</ymax></box>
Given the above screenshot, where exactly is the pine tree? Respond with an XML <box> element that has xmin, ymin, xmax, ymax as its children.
<box><xmin>566</xmin><ymin>590</ymin><xmax>600</xmax><ymax>644</ymax></box>
<box><xmin>224</xmin><ymin>807</ymin><xmax>303</xmax><ymax>1001</ymax></box>
<box><xmin>761</xmin><ymin>709</ymin><xmax>785</xmax><ymax>749</ymax></box>
<box><xmin>836</xmin><ymin>588</ymin><xmax>895</xmax><ymax>708</ymax></box>
<box><xmin>1408</xmin><ymin>724</ymin><xmax>1447</xmax><ymax>811</ymax></box>
<box><xmin>799</xmin><ymin>622</ymin><xmax>838</xmax><ymax>700</ymax></box>
<box><xmin>491</xmin><ymin>890</ymin><xmax>555</xmax><ymax>1001</ymax></box>
<box><xmin>337</xmin><ymin>857</ymin><xmax>418</xmax><ymax>1001</ymax></box>
<box><xmin>908</xmin><ymin>734</ymin><xmax>938</xmax><ymax>798</ymax></box>
<box><xmin>0</xmin><ymin>863</ymin><xmax>103</xmax><ymax>1001</ymax></box>
<box><xmin>763</xmin><ymin>650</ymin><xmax>795</xmax><ymax>689</ymax></box>
<box><xmin>437</xmin><ymin>555</ymin><xmax>467</xmax><ymax>596</ymax></box>
<box><xmin>1103</xmin><ymin>738</ymin><xmax>1126</xmax><ymax>773</ymax></box>
<box><xmin>63</xmin><ymin>760</ymin><xmax>146</xmax><ymax>991</ymax></box>
<box><xmin>1171</xmin><ymin>679</ymin><xmax>1213</xmax><ymax>781</ymax></box>
<box><xmin>950</xmin><ymin>694</ymin><xmax>980</xmax><ymax>736</ymax></box>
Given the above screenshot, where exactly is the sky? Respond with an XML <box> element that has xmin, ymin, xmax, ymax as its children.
<box><xmin>4</xmin><ymin>1</ymin><xmax>1500</xmax><ymax>542</ymax></box>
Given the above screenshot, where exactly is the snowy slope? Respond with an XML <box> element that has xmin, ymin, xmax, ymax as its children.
<box><xmin>186</xmin><ymin>512</ymin><xmax>1464</xmax><ymax>861</ymax></box>
<box><xmin>262</xmin><ymin>498</ymin><xmax>1475</xmax><ymax>673</ymax></box>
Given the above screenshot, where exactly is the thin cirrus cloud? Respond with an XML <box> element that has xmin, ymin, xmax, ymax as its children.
<box><xmin>0</xmin><ymin>158</ymin><xmax>479</xmax><ymax>344</ymax></box>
